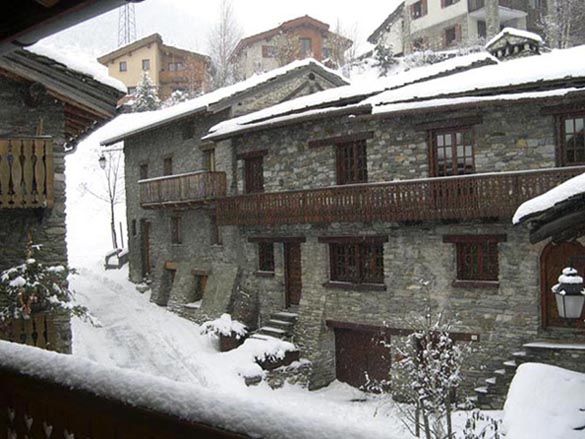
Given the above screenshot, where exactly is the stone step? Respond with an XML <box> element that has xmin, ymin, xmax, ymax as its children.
<box><xmin>271</xmin><ymin>311</ymin><xmax>298</xmax><ymax>323</ymax></box>
<box><xmin>257</xmin><ymin>326</ymin><xmax>289</xmax><ymax>339</ymax></box>
<box><xmin>266</xmin><ymin>319</ymin><xmax>295</xmax><ymax>331</ymax></box>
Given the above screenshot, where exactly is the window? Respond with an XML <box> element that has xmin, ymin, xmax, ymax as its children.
<box><xmin>300</xmin><ymin>38</ymin><xmax>313</xmax><ymax>57</ymax></box>
<box><xmin>131</xmin><ymin>219</ymin><xmax>137</xmax><ymax>237</ymax></box>
<box><xmin>328</xmin><ymin>241</ymin><xmax>384</xmax><ymax>285</ymax></box>
<box><xmin>477</xmin><ymin>21</ymin><xmax>487</xmax><ymax>39</ymax></box>
<box><xmin>561</xmin><ymin>114</ymin><xmax>585</xmax><ymax>165</ymax></box>
<box><xmin>336</xmin><ymin>140</ymin><xmax>368</xmax><ymax>185</ymax></box>
<box><xmin>262</xmin><ymin>45</ymin><xmax>278</xmax><ymax>58</ymax></box>
<box><xmin>119</xmin><ymin>61</ymin><xmax>127</xmax><ymax>72</ymax></box>
<box><xmin>210</xmin><ymin>212</ymin><xmax>222</xmax><ymax>245</ymax></box>
<box><xmin>258</xmin><ymin>242</ymin><xmax>275</xmax><ymax>272</ymax></box>
<box><xmin>411</xmin><ymin>0</ymin><xmax>427</xmax><ymax>19</ymax></box>
<box><xmin>431</xmin><ymin>128</ymin><xmax>475</xmax><ymax>177</ymax></box>
<box><xmin>168</xmin><ymin>62</ymin><xmax>185</xmax><ymax>71</ymax></box>
<box><xmin>142</xmin><ymin>59</ymin><xmax>150</xmax><ymax>70</ymax></box>
<box><xmin>413</xmin><ymin>38</ymin><xmax>426</xmax><ymax>51</ymax></box>
<box><xmin>322</xmin><ymin>47</ymin><xmax>331</xmax><ymax>59</ymax></box>
<box><xmin>139</xmin><ymin>163</ymin><xmax>149</xmax><ymax>180</ymax></box>
<box><xmin>163</xmin><ymin>156</ymin><xmax>173</xmax><ymax>176</ymax></box>
<box><xmin>529</xmin><ymin>0</ymin><xmax>541</xmax><ymax>8</ymax></box>
<box><xmin>204</xmin><ymin>148</ymin><xmax>216</xmax><ymax>172</ymax></box>
<box><xmin>444</xmin><ymin>25</ymin><xmax>460</xmax><ymax>47</ymax></box>
<box><xmin>171</xmin><ymin>216</ymin><xmax>181</xmax><ymax>244</ymax></box>
<box><xmin>443</xmin><ymin>235</ymin><xmax>507</xmax><ymax>286</ymax></box>
<box><xmin>182</xmin><ymin>121</ymin><xmax>194</xmax><ymax>140</ymax></box>
<box><xmin>441</xmin><ymin>0</ymin><xmax>458</xmax><ymax>7</ymax></box>
<box><xmin>169</xmin><ymin>62</ymin><xmax>176</xmax><ymax>72</ymax></box>
<box><xmin>244</xmin><ymin>156</ymin><xmax>264</xmax><ymax>193</ymax></box>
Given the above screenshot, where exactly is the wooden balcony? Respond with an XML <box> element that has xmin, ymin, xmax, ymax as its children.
<box><xmin>468</xmin><ymin>0</ymin><xmax>523</xmax><ymax>12</ymax></box>
<box><xmin>140</xmin><ymin>171</ymin><xmax>226</xmax><ymax>209</ymax></box>
<box><xmin>0</xmin><ymin>137</ymin><xmax>54</xmax><ymax>209</ymax></box>
<box><xmin>217</xmin><ymin>166</ymin><xmax>585</xmax><ymax>226</ymax></box>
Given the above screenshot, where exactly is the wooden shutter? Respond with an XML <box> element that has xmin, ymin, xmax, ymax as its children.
<box><xmin>422</xmin><ymin>0</ymin><xmax>428</xmax><ymax>15</ymax></box>
<box><xmin>455</xmin><ymin>23</ymin><xmax>462</xmax><ymax>42</ymax></box>
<box><xmin>244</xmin><ymin>156</ymin><xmax>264</xmax><ymax>193</ymax></box>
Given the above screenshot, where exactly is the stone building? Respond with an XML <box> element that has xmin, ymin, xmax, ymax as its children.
<box><xmin>100</xmin><ymin>59</ymin><xmax>348</xmax><ymax>322</ymax></box>
<box><xmin>98</xmin><ymin>33</ymin><xmax>211</xmax><ymax>99</ymax></box>
<box><xmin>230</xmin><ymin>16</ymin><xmax>352</xmax><ymax>80</ymax></box>
<box><xmin>369</xmin><ymin>0</ymin><xmax>545</xmax><ymax>54</ymax></box>
<box><xmin>0</xmin><ymin>48</ymin><xmax>123</xmax><ymax>352</ymax></box>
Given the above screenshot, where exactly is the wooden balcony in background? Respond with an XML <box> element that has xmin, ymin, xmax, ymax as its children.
<box><xmin>217</xmin><ymin>166</ymin><xmax>585</xmax><ymax>226</ymax></box>
<box><xmin>0</xmin><ymin>137</ymin><xmax>54</xmax><ymax>209</ymax></box>
<box><xmin>468</xmin><ymin>0</ymin><xmax>522</xmax><ymax>12</ymax></box>
<box><xmin>140</xmin><ymin>171</ymin><xmax>226</xmax><ymax>209</ymax></box>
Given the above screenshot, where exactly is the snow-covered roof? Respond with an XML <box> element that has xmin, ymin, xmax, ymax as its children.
<box><xmin>100</xmin><ymin>58</ymin><xmax>347</xmax><ymax>145</ymax></box>
<box><xmin>205</xmin><ymin>45</ymin><xmax>585</xmax><ymax>141</ymax></box>
<box><xmin>205</xmin><ymin>52</ymin><xmax>497</xmax><ymax>140</ymax></box>
<box><xmin>486</xmin><ymin>27</ymin><xmax>544</xmax><ymax>50</ymax></box>
<box><xmin>29</xmin><ymin>42</ymin><xmax>126</xmax><ymax>93</ymax></box>
<box><xmin>513</xmin><ymin>172</ymin><xmax>585</xmax><ymax>224</ymax></box>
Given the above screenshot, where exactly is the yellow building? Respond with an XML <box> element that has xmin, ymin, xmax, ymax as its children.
<box><xmin>98</xmin><ymin>33</ymin><xmax>210</xmax><ymax>100</ymax></box>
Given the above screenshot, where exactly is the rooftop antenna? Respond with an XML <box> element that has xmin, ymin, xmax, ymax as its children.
<box><xmin>118</xmin><ymin>3</ymin><xmax>137</xmax><ymax>47</ymax></box>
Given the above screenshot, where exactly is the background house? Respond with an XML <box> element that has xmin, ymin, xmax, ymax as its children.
<box><xmin>230</xmin><ymin>15</ymin><xmax>352</xmax><ymax>80</ymax></box>
<box><xmin>98</xmin><ymin>33</ymin><xmax>211</xmax><ymax>100</ymax></box>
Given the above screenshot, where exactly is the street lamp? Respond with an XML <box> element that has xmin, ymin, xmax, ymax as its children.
<box><xmin>97</xmin><ymin>153</ymin><xmax>118</xmax><ymax>250</ymax></box>
<box><xmin>98</xmin><ymin>154</ymin><xmax>106</xmax><ymax>170</ymax></box>
<box><xmin>552</xmin><ymin>267</ymin><xmax>585</xmax><ymax>319</ymax></box>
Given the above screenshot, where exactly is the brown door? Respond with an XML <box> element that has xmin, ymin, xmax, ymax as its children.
<box><xmin>335</xmin><ymin>328</ymin><xmax>391</xmax><ymax>390</ymax></box>
<box><xmin>284</xmin><ymin>242</ymin><xmax>302</xmax><ymax>307</ymax></box>
<box><xmin>541</xmin><ymin>241</ymin><xmax>585</xmax><ymax>329</ymax></box>
<box><xmin>140</xmin><ymin>220</ymin><xmax>151</xmax><ymax>277</ymax></box>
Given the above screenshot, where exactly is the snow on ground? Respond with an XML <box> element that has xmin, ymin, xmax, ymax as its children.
<box><xmin>503</xmin><ymin>363</ymin><xmax>585</xmax><ymax>439</ymax></box>
<box><xmin>513</xmin><ymin>171</ymin><xmax>585</xmax><ymax>223</ymax></box>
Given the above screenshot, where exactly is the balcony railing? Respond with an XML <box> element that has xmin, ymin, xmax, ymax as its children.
<box><xmin>0</xmin><ymin>137</ymin><xmax>54</xmax><ymax>209</ymax></box>
<box><xmin>216</xmin><ymin>166</ymin><xmax>585</xmax><ymax>226</ymax></box>
<box><xmin>468</xmin><ymin>0</ymin><xmax>521</xmax><ymax>12</ymax></box>
<box><xmin>140</xmin><ymin>171</ymin><xmax>227</xmax><ymax>208</ymax></box>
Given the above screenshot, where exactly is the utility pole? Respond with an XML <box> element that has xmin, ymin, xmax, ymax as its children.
<box><xmin>118</xmin><ymin>3</ymin><xmax>137</xmax><ymax>47</ymax></box>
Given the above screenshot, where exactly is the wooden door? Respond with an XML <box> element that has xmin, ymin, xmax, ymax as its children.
<box><xmin>335</xmin><ymin>328</ymin><xmax>391</xmax><ymax>389</ymax></box>
<box><xmin>284</xmin><ymin>242</ymin><xmax>302</xmax><ymax>307</ymax></box>
<box><xmin>140</xmin><ymin>220</ymin><xmax>151</xmax><ymax>277</ymax></box>
<box><xmin>541</xmin><ymin>241</ymin><xmax>585</xmax><ymax>329</ymax></box>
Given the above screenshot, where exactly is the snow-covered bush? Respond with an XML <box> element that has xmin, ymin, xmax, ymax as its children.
<box><xmin>162</xmin><ymin>89</ymin><xmax>193</xmax><ymax>108</ymax></box>
<box><xmin>200</xmin><ymin>313</ymin><xmax>247</xmax><ymax>339</ymax></box>
<box><xmin>0</xmin><ymin>241</ymin><xmax>86</xmax><ymax>321</ymax></box>
<box><xmin>373</xmin><ymin>44</ymin><xmax>399</xmax><ymax>77</ymax></box>
<box><xmin>131</xmin><ymin>72</ymin><xmax>161</xmax><ymax>112</ymax></box>
<box><xmin>461</xmin><ymin>410</ymin><xmax>502</xmax><ymax>439</ymax></box>
<box><xmin>390</xmin><ymin>314</ymin><xmax>470</xmax><ymax>439</ymax></box>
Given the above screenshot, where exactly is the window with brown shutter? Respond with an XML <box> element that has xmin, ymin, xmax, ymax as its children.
<box><xmin>329</xmin><ymin>242</ymin><xmax>384</xmax><ymax>285</ymax></box>
<box><xmin>163</xmin><ymin>156</ymin><xmax>173</xmax><ymax>176</ymax></box>
<box><xmin>139</xmin><ymin>163</ymin><xmax>149</xmax><ymax>180</ymax></box>
<box><xmin>336</xmin><ymin>140</ymin><xmax>368</xmax><ymax>185</ymax></box>
<box><xmin>258</xmin><ymin>242</ymin><xmax>275</xmax><ymax>272</ymax></box>
<box><xmin>411</xmin><ymin>0</ymin><xmax>426</xmax><ymax>18</ymax></box>
<box><xmin>431</xmin><ymin>128</ymin><xmax>475</xmax><ymax>177</ymax></box>
<box><xmin>244</xmin><ymin>156</ymin><xmax>264</xmax><ymax>193</ymax></box>
<box><xmin>444</xmin><ymin>235</ymin><xmax>506</xmax><ymax>287</ymax></box>
<box><xmin>560</xmin><ymin>114</ymin><xmax>585</xmax><ymax>165</ymax></box>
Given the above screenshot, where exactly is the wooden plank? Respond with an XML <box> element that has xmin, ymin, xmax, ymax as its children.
<box><xmin>11</xmin><ymin>139</ymin><xmax>23</xmax><ymax>206</ymax></box>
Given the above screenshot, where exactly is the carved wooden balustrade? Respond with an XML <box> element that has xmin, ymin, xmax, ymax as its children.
<box><xmin>140</xmin><ymin>171</ymin><xmax>227</xmax><ymax>209</ymax></box>
<box><xmin>217</xmin><ymin>166</ymin><xmax>585</xmax><ymax>226</ymax></box>
<box><xmin>0</xmin><ymin>137</ymin><xmax>54</xmax><ymax>209</ymax></box>
<box><xmin>0</xmin><ymin>342</ymin><xmax>246</xmax><ymax>438</ymax></box>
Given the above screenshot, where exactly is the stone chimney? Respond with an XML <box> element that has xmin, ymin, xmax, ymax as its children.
<box><xmin>485</xmin><ymin>0</ymin><xmax>501</xmax><ymax>40</ymax></box>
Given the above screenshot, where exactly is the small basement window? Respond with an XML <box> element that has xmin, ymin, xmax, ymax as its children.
<box><xmin>258</xmin><ymin>242</ymin><xmax>275</xmax><ymax>272</ymax></box>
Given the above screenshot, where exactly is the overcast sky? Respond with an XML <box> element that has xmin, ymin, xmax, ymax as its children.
<box><xmin>43</xmin><ymin>0</ymin><xmax>400</xmax><ymax>58</ymax></box>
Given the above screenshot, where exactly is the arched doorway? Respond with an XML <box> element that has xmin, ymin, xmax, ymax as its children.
<box><xmin>540</xmin><ymin>241</ymin><xmax>585</xmax><ymax>329</ymax></box>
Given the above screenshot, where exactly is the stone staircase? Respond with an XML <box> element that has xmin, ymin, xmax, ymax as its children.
<box><xmin>471</xmin><ymin>341</ymin><xmax>585</xmax><ymax>409</ymax></box>
<box><xmin>251</xmin><ymin>310</ymin><xmax>299</xmax><ymax>341</ymax></box>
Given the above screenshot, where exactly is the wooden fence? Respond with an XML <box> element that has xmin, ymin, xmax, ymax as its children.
<box><xmin>0</xmin><ymin>313</ymin><xmax>59</xmax><ymax>350</ymax></box>
<box><xmin>217</xmin><ymin>166</ymin><xmax>585</xmax><ymax>226</ymax></box>
<box><xmin>0</xmin><ymin>137</ymin><xmax>54</xmax><ymax>209</ymax></box>
<box><xmin>140</xmin><ymin>171</ymin><xmax>226</xmax><ymax>208</ymax></box>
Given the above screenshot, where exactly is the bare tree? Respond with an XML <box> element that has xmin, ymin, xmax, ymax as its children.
<box><xmin>330</xmin><ymin>19</ymin><xmax>359</xmax><ymax>66</ymax></box>
<box><xmin>540</xmin><ymin>0</ymin><xmax>585</xmax><ymax>48</ymax></box>
<box><xmin>207</xmin><ymin>0</ymin><xmax>242</xmax><ymax>88</ymax></box>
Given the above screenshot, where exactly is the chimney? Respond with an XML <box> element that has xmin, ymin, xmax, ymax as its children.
<box><xmin>485</xmin><ymin>0</ymin><xmax>501</xmax><ymax>40</ymax></box>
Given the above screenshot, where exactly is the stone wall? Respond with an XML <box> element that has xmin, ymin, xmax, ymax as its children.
<box><xmin>0</xmin><ymin>76</ymin><xmax>70</xmax><ymax>353</ymax></box>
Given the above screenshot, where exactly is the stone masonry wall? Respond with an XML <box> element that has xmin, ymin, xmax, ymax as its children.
<box><xmin>0</xmin><ymin>77</ymin><xmax>70</xmax><ymax>353</ymax></box>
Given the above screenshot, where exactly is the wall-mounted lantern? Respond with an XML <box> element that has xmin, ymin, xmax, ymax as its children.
<box><xmin>552</xmin><ymin>267</ymin><xmax>585</xmax><ymax>319</ymax></box>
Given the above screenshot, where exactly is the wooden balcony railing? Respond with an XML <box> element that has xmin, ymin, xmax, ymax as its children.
<box><xmin>0</xmin><ymin>341</ymin><xmax>246</xmax><ymax>438</ymax></box>
<box><xmin>0</xmin><ymin>137</ymin><xmax>54</xmax><ymax>209</ymax></box>
<box><xmin>468</xmin><ymin>0</ymin><xmax>521</xmax><ymax>12</ymax></box>
<box><xmin>140</xmin><ymin>171</ymin><xmax>227</xmax><ymax>208</ymax></box>
<box><xmin>217</xmin><ymin>166</ymin><xmax>585</xmax><ymax>226</ymax></box>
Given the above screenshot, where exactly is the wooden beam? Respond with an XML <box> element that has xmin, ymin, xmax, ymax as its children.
<box><xmin>530</xmin><ymin>209</ymin><xmax>585</xmax><ymax>244</ymax></box>
<box><xmin>247</xmin><ymin>236</ymin><xmax>307</xmax><ymax>243</ymax></box>
<box><xmin>308</xmin><ymin>131</ymin><xmax>374</xmax><ymax>148</ymax></box>
<box><xmin>235</xmin><ymin>149</ymin><xmax>268</xmax><ymax>160</ymax></box>
<box><xmin>443</xmin><ymin>234</ymin><xmax>507</xmax><ymax>244</ymax></box>
<box><xmin>415</xmin><ymin>115</ymin><xmax>483</xmax><ymax>131</ymax></box>
<box><xmin>318</xmin><ymin>235</ymin><xmax>388</xmax><ymax>244</ymax></box>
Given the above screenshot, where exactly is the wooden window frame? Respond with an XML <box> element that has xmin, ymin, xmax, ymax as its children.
<box><xmin>163</xmin><ymin>156</ymin><xmax>173</xmax><ymax>176</ymax></box>
<box><xmin>170</xmin><ymin>216</ymin><xmax>182</xmax><ymax>245</ymax></box>
<box><xmin>131</xmin><ymin>219</ymin><xmax>137</xmax><ymax>237</ymax></box>
<box><xmin>443</xmin><ymin>235</ymin><xmax>507</xmax><ymax>288</ymax></box>
<box><xmin>321</xmin><ymin>237</ymin><xmax>386</xmax><ymax>289</ymax></box>
<box><xmin>243</xmin><ymin>155</ymin><xmax>264</xmax><ymax>194</ymax></box>
<box><xmin>444</xmin><ymin>24</ymin><xmax>461</xmax><ymax>48</ymax></box>
<box><xmin>429</xmin><ymin>126</ymin><xmax>476</xmax><ymax>177</ymax></box>
<box><xmin>141</xmin><ymin>59</ymin><xmax>150</xmax><ymax>71</ymax></box>
<box><xmin>336</xmin><ymin>140</ymin><xmax>368</xmax><ymax>185</ymax></box>
<box><xmin>204</xmin><ymin>148</ymin><xmax>216</xmax><ymax>172</ymax></box>
<box><xmin>441</xmin><ymin>0</ymin><xmax>458</xmax><ymax>7</ymax></box>
<box><xmin>299</xmin><ymin>37</ymin><xmax>313</xmax><ymax>57</ymax></box>
<box><xmin>257</xmin><ymin>242</ymin><xmax>275</xmax><ymax>273</ymax></box>
<box><xmin>411</xmin><ymin>0</ymin><xmax>427</xmax><ymax>19</ymax></box>
<box><xmin>119</xmin><ymin>61</ymin><xmax>127</xmax><ymax>72</ymax></box>
<box><xmin>558</xmin><ymin>112</ymin><xmax>585</xmax><ymax>166</ymax></box>
<box><xmin>210</xmin><ymin>212</ymin><xmax>222</xmax><ymax>245</ymax></box>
